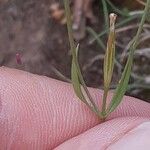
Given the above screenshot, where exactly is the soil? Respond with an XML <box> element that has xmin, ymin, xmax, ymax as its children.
<box><xmin>0</xmin><ymin>0</ymin><xmax>149</xmax><ymax>101</ymax></box>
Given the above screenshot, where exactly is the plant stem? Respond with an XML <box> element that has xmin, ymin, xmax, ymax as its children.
<box><xmin>101</xmin><ymin>0</ymin><xmax>109</xmax><ymax>33</ymax></box>
<box><xmin>131</xmin><ymin>0</ymin><xmax>150</xmax><ymax>52</ymax></box>
<box><xmin>63</xmin><ymin>0</ymin><xmax>101</xmax><ymax>117</ymax></box>
<box><xmin>101</xmin><ymin>88</ymin><xmax>109</xmax><ymax>117</ymax></box>
<box><xmin>63</xmin><ymin>0</ymin><xmax>76</xmax><ymax>58</ymax></box>
<box><xmin>102</xmin><ymin>13</ymin><xmax>116</xmax><ymax>118</ymax></box>
<box><xmin>127</xmin><ymin>0</ymin><xmax>150</xmax><ymax>62</ymax></box>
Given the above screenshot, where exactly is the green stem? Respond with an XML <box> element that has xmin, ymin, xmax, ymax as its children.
<box><xmin>101</xmin><ymin>0</ymin><xmax>109</xmax><ymax>33</ymax></box>
<box><xmin>63</xmin><ymin>0</ymin><xmax>76</xmax><ymax>59</ymax></box>
<box><xmin>130</xmin><ymin>0</ymin><xmax>150</xmax><ymax>52</ymax></box>
<box><xmin>63</xmin><ymin>0</ymin><xmax>101</xmax><ymax>117</ymax></box>
<box><xmin>101</xmin><ymin>87</ymin><xmax>109</xmax><ymax>117</ymax></box>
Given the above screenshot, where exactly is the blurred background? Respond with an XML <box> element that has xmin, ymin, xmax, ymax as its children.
<box><xmin>0</xmin><ymin>0</ymin><xmax>149</xmax><ymax>101</ymax></box>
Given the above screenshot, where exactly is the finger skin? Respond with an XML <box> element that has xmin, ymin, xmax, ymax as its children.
<box><xmin>55</xmin><ymin>117</ymin><xmax>150</xmax><ymax>150</ymax></box>
<box><xmin>0</xmin><ymin>67</ymin><xmax>150</xmax><ymax>149</ymax></box>
<box><xmin>108</xmin><ymin>121</ymin><xmax>150</xmax><ymax>150</ymax></box>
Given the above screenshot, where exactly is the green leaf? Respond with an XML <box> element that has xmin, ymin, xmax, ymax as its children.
<box><xmin>101</xmin><ymin>0</ymin><xmax>109</xmax><ymax>32</ymax></box>
<box><xmin>71</xmin><ymin>62</ymin><xmax>84</xmax><ymax>100</ymax></box>
<box><xmin>71</xmin><ymin>45</ymin><xmax>86</xmax><ymax>102</ymax></box>
<box><xmin>71</xmin><ymin>45</ymin><xmax>101</xmax><ymax>116</ymax></box>
<box><xmin>106</xmin><ymin>51</ymin><xmax>134</xmax><ymax>115</ymax></box>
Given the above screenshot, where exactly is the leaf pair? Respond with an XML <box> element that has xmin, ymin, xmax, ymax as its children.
<box><xmin>105</xmin><ymin>0</ymin><xmax>150</xmax><ymax>116</ymax></box>
<box><xmin>64</xmin><ymin>0</ymin><xmax>150</xmax><ymax>121</ymax></box>
<box><xmin>71</xmin><ymin>45</ymin><xmax>101</xmax><ymax>117</ymax></box>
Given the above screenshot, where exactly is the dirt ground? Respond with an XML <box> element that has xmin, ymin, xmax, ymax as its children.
<box><xmin>0</xmin><ymin>0</ymin><xmax>149</xmax><ymax>101</ymax></box>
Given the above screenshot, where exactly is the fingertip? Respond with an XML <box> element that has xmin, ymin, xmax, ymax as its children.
<box><xmin>55</xmin><ymin>117</ymin><xmax>149</xmax><ymax>150</ymax></box>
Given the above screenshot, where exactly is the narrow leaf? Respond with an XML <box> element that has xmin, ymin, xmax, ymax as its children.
<box><xmin>71</xmin><ymin>45</ymin><xmax>101</xmax><ymax>116</ymax></box>
<box><xmin>106</xmin><ymin>51</ymin><xmax>133</xmax><ymax>115</ymax></box>
<box><xmin>71</xmin><ymin>45</ymin><xmax>86</xmax><ymax>102</ymax></box>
